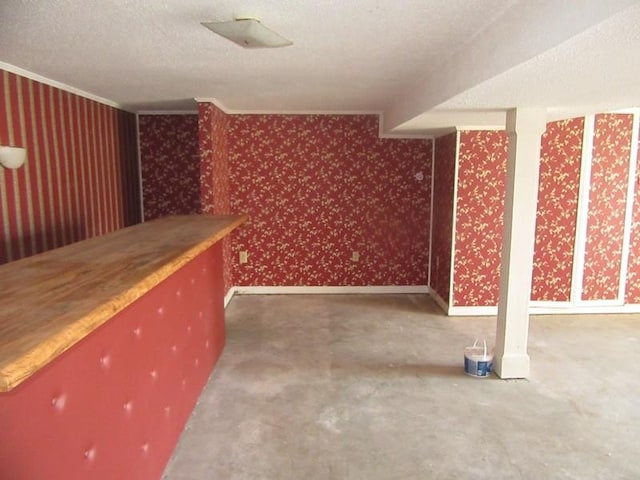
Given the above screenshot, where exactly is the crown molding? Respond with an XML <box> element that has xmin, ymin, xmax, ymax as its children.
<box><xmin>0</xmin><ymin>61</ymin><xmax>126</xmax><ymax>110</ymax></box>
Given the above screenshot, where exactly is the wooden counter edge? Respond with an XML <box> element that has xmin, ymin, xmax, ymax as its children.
<box><xmin>0</xmin><ymin>214</ymin><xmax>247</xmax><ymax>392</ymax></box>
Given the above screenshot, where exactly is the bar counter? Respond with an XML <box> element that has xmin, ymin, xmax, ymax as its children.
<box><xmin>0</xmin><ymin>213</ymin><xmax>246</xmax><ymax>480</ymax></box>
<box><xmin>0</xmin><ymin>213</ymin><xmax>246</xmax><ymax>391</ymax></box>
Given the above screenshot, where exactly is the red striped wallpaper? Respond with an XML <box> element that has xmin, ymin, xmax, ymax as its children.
<box><xmin>0</xmin><ymin>69</ymin><xmax>141</xmax><ymax>266</ymax></box>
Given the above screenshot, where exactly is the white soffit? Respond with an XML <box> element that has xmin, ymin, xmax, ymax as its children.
<box><xmin>393</xmin><ymin>110</ymin><xmax>507</xmax><ymax>134</ymax></box>
<box><xmin>383</xmin><ymin>0</ymin><xmax>640</xmax><ymax>133</ymax></box>
<box><xmin>432</xmin><ymin>2</ymin><xmax>640</xmax><ymax>124</ymax></box>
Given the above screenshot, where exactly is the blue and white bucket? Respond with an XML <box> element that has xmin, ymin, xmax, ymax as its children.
<box><xmin>464</xmin><ymin>339</ymin><xmax>493</xmax><ymax>378</ymax></box>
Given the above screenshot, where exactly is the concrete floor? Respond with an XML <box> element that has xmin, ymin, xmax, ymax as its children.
<box><xmin>162</xmin><ymin>294</ymin><xmax>640</xmax><ymax>480</ymax></box>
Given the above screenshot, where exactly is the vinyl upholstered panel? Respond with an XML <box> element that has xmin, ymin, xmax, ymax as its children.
<box><xmin>0</xmin><ymin>243</ymin><xmax>225</xmax><ymax>480</ymax></box>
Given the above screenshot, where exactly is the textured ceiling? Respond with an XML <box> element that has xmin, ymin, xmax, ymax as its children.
<box><xmin>1</xmin><ymin>0</ymin><xmax>639</xmax><ymax>134</ymax></box>
<box><xmin>395</xmin><ymin>1</ymin><xmax>640</xmax><ymax>133</ymax></box>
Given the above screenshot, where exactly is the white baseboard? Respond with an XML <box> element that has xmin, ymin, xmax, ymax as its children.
<box><xmin>444</xmin><ymin>304</ymin><xmax>640</xmax><ymax>316</ymax></box>
<box><xmin>430</xmin><ymin>290</ymin><xmax>449</xmax><ymax>313</ymax></box>
<box><xmin>224</xmin><ymin>288</ymin><xmax>236</xmax><ymax>308</ymax></box>
<box><xmin>223</xmin><ymin>285</ymin><xmax>640</xmax><ymax>315</ymax></box>
<box><xmin>447</xmin><ymin>306</ymin><xmax>498</xmax><ymax>316</ymax></box>
<box><xmin>224</xmin><ymin>285</ymin><xmax>429</xmax><ymax>308</ymax></box>
<box><xmin>530</xmin><ymin>304</ymin><xmax>640</xmax><ymax>315</ymax></box>
<box><xmin>233</xmin><ymin>285</ymin><xmax>429</xmax><ymax>296</ymax></box>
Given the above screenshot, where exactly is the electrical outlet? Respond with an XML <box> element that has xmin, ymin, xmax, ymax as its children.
<box><xmin>351</xmin><ymin>251</ymin><xmax>360</xmax><ymax>262</ymax></box>
<box><xmin>239</xmin><ymin>251</ymin><xmax>248</xmax><ymax>264</ymax></box>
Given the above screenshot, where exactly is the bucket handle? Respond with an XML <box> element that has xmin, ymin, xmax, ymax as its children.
<box><xmin>472</xmin><ymin>339</ymin><xmax>487</xmax><ymax>358</ymax></box>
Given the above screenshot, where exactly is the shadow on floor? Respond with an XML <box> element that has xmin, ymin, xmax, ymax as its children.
<box><xmin>329</xmin><ymin>361</ymin><xmax>486</xmax><ymax>379</ymax></box>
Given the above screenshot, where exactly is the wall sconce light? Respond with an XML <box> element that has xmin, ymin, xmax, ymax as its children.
<box><xmin>0</xmin><ymin>146</ymin><xmax>27</xmax><ymax>169</ymax></box>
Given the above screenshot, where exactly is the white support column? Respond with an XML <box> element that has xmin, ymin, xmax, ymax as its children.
<box><xmin>494</xmin><ymin>108</ymin><xmax>546</xmax><ymax>379</ymax></box>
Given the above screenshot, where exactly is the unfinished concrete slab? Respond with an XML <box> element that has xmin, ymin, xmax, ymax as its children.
<box><xmin>162</xmin><ymin>294</ymin><xmax>640</xmax><ymax>480</ymax></box>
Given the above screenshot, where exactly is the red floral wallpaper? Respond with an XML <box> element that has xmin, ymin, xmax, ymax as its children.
<box><xmin>0</xmin><ymin>69</ymin><xmax>140</xmax><ymax>266</ymax></box>
<box><xmin>531</xmin><ymin>118</ymin><xmax>584</xmax><ymax>302</ymax></box>
<box><xmin>453</xmin><ymin>130</ymin><xmax>508</xmax><ymax>306</ymax></box>
<box><xmin>198</xmin><ymin>104</ymin><xmax>230</xmax><ymax>216</ymax></box>
<box><xmin>582</xmin><ymin>113</ymin><xmax>634</xmax><ymax>301</ymax></box>
<box><xmin>198</xmin><ymin>103</ymin><xmax>233</xmax><ymax>295</ymax></box>
<box><xmin>138</xmin><ymin>114</ymin><xmax>200</xmax><ymax>220</ymax></box>
<box><xmin>430</xmin><ymin>132</ymin><xmax>457</xmax><ymax>304</ymax></box>
<box><xmin>626</xmin><ymin>125</ymin><xmax>640</xmax><ymax>304</ymax></box>
<box><xmin>227</xmin><ymin>114</ymin><xmax>432</xmax><ymax>286</ymax></box>
<box><xmin>139</xmin><ymin>108</ymin><xmax>640</xmax><ymax>306</ymax></box>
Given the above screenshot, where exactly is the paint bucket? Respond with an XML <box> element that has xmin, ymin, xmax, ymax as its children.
<box><xmin>464</xmin><ymin>339</ymin><xmax>493</xmax><ymax>378</ymax></box>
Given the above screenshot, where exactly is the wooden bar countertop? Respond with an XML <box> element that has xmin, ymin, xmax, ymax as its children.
<box><xmin>0</xmin><ymin>214</ymin><xmax>246</xmax><ymax>392</ymax></box>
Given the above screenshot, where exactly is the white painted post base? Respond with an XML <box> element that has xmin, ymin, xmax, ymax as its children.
<box><xmin>493</xmin><ymin>353</ymin><xmax>530</xmax><ymax>380</ymax></box>
<box><xmin>494</xmin><ymin>107</ymin><xmax>546</xmax><ymax>380</ymax></box>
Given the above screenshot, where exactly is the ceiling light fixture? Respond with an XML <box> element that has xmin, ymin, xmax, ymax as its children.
<box><xmin>201</xmin><ymin>18</ymin><xmax>292</xmax><ymax>49</ymax></box>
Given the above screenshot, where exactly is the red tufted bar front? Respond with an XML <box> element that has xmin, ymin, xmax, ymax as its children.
<box><xmin>0</xmin><ymin>215</ymin><xmax>246</xmax><ymax>480</ymax></box>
